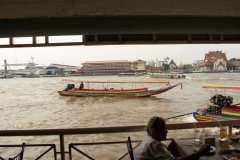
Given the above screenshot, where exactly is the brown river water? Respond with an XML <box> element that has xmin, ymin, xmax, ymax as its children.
<box><xmin>0</xmin><ymin>73</ymin><xmax>240</xmax><ymax>159</ymax></box>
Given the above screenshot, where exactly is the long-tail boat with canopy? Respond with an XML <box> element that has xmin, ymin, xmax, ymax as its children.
<box><xmin>58</xmin><ymin>79</ymin><xmax>182</xmax><ymax>97</ymax></box>
<box><xmin>193</xmin><ymin>84</ymin><xmax>240</xmax><ymax>122</ymax></box>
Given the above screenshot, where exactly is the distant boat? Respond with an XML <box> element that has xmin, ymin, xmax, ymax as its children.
<box><xmin>58</xmin><ymin>79</ymin><xmax>182</xmax><ymax>97</ymax></box>
<box><xmin>147</xmin><ymin>73</ymin><xmax>185</xmax><ymax>79</ymax></box>
<box><xmin>0</xmin><ymin>73</ymin><xmax>15</xmax><ymax>79</ymax></box>
<box><xmin>193</xmin><ymin>71</ymin><xmax>202</xmax><ymax>73</ymax></box>
<box><xmin>117</xmin><ymin>72</ymin><xmax>142</xmax><ymax>77</ymax></box>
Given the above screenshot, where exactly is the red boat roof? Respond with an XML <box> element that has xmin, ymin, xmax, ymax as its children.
<box><xmin>62</xmin><ymin>79</ymin><xmax>170</xmax><ymax>84</ymax></box>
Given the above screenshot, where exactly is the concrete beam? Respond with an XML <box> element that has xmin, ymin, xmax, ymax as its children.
<box><xmin>0</xmin><ymin>16</ymin><xmax>240</xmax><ymax>38</ymax></box>
<box><xmin>1</xmin><ymin>0</ymin><xmax>240</xmax><ymax>19</ymax></box>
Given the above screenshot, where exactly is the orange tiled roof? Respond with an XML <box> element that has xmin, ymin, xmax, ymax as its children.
<box><xmin>198</xmin><ymin>61</ymin><xmax>212</xmax><ymax>67</ymax></box>
<box><xmin>84</xmin><ymin>60</ymin><xmax>129</xmax><ymax>63</ymax></box>
<box><xmin>199</xmin><ymin>51</ymin><xmax>228</xmax><ymax>67</ymax></box>
<box><xmin>205</xmin><ymin>51</ymin><xmax>227</xmax><ymax>62</ymax></box>
<box><xmin>232</xmin><ymin>61</ymin><xmax>240</xmax><ymax>66</ymax></box>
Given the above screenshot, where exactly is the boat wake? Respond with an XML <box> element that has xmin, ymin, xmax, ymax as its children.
<box><xmin>185</xmin><ymin>76</ymin><xmax>196</xmax><ymax>79</ymax></box>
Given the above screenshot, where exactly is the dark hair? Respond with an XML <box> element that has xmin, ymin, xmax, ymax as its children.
<box><xmin>146</xmin><ymin>116</ymin><xmax>165</xmax><ymax>136</ymax></box>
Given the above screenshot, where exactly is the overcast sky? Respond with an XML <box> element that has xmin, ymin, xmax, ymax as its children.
<box><xmin>0</xmin><ymin>36</ymin><xmax>240</xmax><ymax>69</ymax></box>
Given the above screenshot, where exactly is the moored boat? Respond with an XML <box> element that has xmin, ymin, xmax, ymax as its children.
<box><xmin>148</xmin><ymin>73</ymin><xmax>185</xmax><ymax>79</ymax></box>
<box><xmin>58</xmin><ymin>79</ymin><xmax>182</xmax><ymax>97</ymax></box>
<box><xmin>193</xmin><ymin>84</ymin><xmax>240</xmax><ymax>122</ymax></box>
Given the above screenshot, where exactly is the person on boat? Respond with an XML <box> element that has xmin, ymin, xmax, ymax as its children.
<box><xmin>134</xmin><ymin>116</ymin><xmax>211</xmax><ymax>160</ymax></box>
<box><xmin>79</xmin><ymin>82</ymin><xmax>84</xmax><ymax>90</ymax></box>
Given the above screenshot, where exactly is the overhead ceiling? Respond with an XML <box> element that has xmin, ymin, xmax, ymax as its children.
<box><xmin>0</xmin><ymin>0</ymin><xmax>240</xmax><ymax>47</ymax></box>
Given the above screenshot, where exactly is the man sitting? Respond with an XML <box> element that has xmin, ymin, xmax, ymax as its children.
<box><xmin>134</xmin><ymin>116</ymin><xmax>210</xmax><ymax>160</ymax></box>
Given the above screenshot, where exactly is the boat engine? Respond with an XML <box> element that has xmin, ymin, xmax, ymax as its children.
<box><xmin>67</xmin><ymin>84</ymin><xmax>75</xmax><ymax>90</ymax></box>
<box><xmin>210</xmin><ymin>94</ymin><xmax>233</xmax><ymax>107</ymax></box>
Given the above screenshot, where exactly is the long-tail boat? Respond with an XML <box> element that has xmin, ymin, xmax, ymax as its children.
<box><xmin>193</xmin><ymin>84</ymin><xmax>240</xmax><ymax>122</ymax></box>
<box><xmin>58</xmin><ymin>79</ymin><xmax>182</xmax><ymax>97</ymax></box>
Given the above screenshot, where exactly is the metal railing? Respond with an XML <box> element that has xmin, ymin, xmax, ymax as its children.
<box><xmin>0</xmin><ymin>120</ymin><xmax>239</xmax><ymax>159</ymax></box>
<box><xmin>0</xmin><ymin>144</ymin><xmax>57</xmax><ymax>160</ymax></box>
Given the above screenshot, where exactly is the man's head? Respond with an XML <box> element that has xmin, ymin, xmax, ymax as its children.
<box><xmin>146</xmin><ymin>116</ymin><xmax>168</xmax><ymax>141</ymax></box>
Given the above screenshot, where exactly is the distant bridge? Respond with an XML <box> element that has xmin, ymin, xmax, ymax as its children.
<box><xmin>2</xmin><ymin>63</ymin><xmax>36</xmax><ymax>67</ymax></box>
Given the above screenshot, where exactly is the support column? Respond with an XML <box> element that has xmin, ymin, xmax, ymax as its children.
<box><xmin>45</xmin><ymin>36</ymin><xmax>49</xmax><ymax>44</ymax></box>
<box><xmin>95</xmin><ymin>35</ymin><xmax>98</xmax><ymax>42</ymax></box>
<box><xmin>188</xmin><ymin>34</ymin><xmax>191</xmax><ymax>42</ymax></box>
<box><xmin>59</xmin><ymin>135</ymin><xmax>65</xmax><ymax>160</ymax></box>
<box><xmin>33</xmin><ymin>36</ymin><xmax>36</xmax><ymax>45</ymax></box>
<box><xmin>153</xmin><ymin>34</ymin><xmax>156</xmax><ymax>42</ymax></box>
<box><xmin>118</xmin><ymin>34</ymin><xmax>122</xmax><ymax>42</ymax></box>
<box><xmin>9</xmin><ymin>37</ymin><xmax>13</xmax><ymax>46</ymax></box>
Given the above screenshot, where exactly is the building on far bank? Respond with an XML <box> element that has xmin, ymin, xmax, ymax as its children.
<box><xmin>81</xmin><ymin>60</ymin><xmax>131</xmax><ymax>74</ymax></box>
<box><xmin>168</xmin><ymin>59</ymin><xmax>178</xmax><ymax>71</ymax></box>
<box><xmin>158</xmin><ymin>61</ymin><xmax>166</xmax><ymax>67</ymax></box>
<box><xmin>192</xmin><ymin>60</ymin><xmax>204</xmax><ymax>71</ymax></box>
<box><xmin>132</xmin><ymin>59</ymin><xmax>146</xmax><ymax>71</ymax></box>
<box><xmin>43</xmin><ymin>63</ymin><xmax>78</xmax><ymax>76</ymax></box>
<box><xmin>146</xmin><ymin>66</ymin><xmax>164</xmax><ymax>73</ymax></box>
<box><xmin>147</xmin><ymin>60</ymin><xmax>155</xmax><ymax>67</ymax></box>
<box><xmin>229</xmin><ymin>58</ymin><xmax>240</xmax><ymax>70</ymax></box>
<box><xmin>147</xmin><ymin>58</ymin><xmax>168</xmax><ymax>68</ymax></box>
<box><xmin>197</xmin><ymin>51</ymin><xmax>228</xmax><ymax>71</ymax></box>
<box><xmin>231</xmin><ymin>61</ymin><xmax>240</xmax><ymax>70</ymax></box>
<box><xmin>79</xmin><ymin>60</ymin><xmax>146</xmax><ymax>75</ymax></box>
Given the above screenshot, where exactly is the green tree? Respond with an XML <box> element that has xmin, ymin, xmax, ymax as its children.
<box><xmin>182</xmin><ymin>64</ymin><xmax>193</xmax><ymax>71</ymax></box>
<box><xmin>209</xmin><ymin>65</ymin><xmax>213</xmax><ymax>70</ymax></box>
<box><xmin>163</xmin><ymin>64</ymin><xmax>169</xmax><ymax>71</ymax></box>
<box><xmin>227</xmin><ymin>65</ymin><xmax>237</xmax><ymax>70</ymax></box>
<box><xmin>230</xmin><ymin>58</ymin><xmax>237</xmax><ymax>62</ymax></box>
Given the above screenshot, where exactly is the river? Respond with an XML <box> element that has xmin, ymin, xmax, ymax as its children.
<box><xmin>0</xmin><ymin>72</ymin><xmax>240</xmax><ymax>159</ymax></box>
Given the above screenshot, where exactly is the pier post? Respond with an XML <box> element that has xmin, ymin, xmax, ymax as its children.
<box><xmin>4</xmin><ymin>59</ymin><xmax>7</xmax><ymax>76</ymax></box>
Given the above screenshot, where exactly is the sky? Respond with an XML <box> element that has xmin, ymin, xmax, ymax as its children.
<box><xmin>0</xmin><ymin>36</ymin><xmax>240</xmax><ymax>69</ymax></box>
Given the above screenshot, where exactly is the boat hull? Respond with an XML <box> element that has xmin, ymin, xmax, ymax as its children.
<box><xmin>58</xmin><ymin>84</ymin><xmax>180</xmax><ymax>97</ymax></box>
<box><xmin>193</xmin><ymin>106</ymin><xmax>240</xmax><ymax>122</ymax></box>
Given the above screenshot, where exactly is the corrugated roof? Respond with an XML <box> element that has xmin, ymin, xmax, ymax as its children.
<box><xmin>134</xmin><ymin>59</ymin><xmax>146</xmax><ymax>62</ymax></box>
